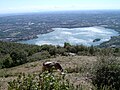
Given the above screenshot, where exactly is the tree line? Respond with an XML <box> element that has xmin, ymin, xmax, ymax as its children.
<box><xmin>0</xmin><ymin>41</ymin><xmax>120</xmax><ymax>68</ymax></box>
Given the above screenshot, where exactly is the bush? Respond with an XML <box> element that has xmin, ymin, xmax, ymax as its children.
<box><xmin>49</xmin><ymin>47</ymin><xmax>57</xmax><ymax>56</ymax></box>
<box><xmin>10</xmin><ymin>50</ymin><xmax>28</xmax><ymax>66</ymax></box>
<box><xmin>56</xmin><ymin>47</ymin><xmax>67</xmax><ymax>56</ymax></box>
<box><xmin>92</xmin><ymin>56</ymin><xmax>120</xmax><ymax>90</ymax></box>
<box><xmin>28</xmin><ymin>51</ymin><xmax>51</xmax><ymax>62</ymax></box>
<box><xmin>2</xmin><ymin>54</ymin><xmax>13</xmax><ymax>68</ymax></box>
<box><xmin>39</xmin><ymin>51</ymin><xmax>51</xmax><ymax>59</ymax></box>
<box><xmin>89</xmin><ymin>45</ymin><xmax>95</xmax><ymax>55</ymax></box>
<box><xmin>8</xmin><ymin>72</ymin><xmax>80</xmax><ymax>90</ymax></box>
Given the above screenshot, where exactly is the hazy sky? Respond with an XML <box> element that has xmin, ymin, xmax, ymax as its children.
<box><xmin>0</xmin><ymin>0</ymin><xmax>120</xmax><ymax>14</ymax></box>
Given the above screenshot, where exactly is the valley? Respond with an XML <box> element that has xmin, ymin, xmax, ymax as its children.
<box><xmin>0</xmin><ymin>10</ymin><xmax>120</xmax><ymax>47</ymax></box>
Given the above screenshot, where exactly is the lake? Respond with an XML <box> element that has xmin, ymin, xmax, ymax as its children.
<box><xmin>20</xmin><ymin>26</ymin><xmax>119</xmax><ymax>46</ymax></box>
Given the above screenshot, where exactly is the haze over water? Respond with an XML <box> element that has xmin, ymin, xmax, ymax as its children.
<box><xmin>20</xmin><ymin>26</ymin><xmax>119</xmax><ymax>46</ymax></box>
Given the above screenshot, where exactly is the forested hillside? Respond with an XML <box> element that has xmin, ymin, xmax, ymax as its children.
<box><xmin>0</xmin><ymin>41</ymin><xmax>120</xmax><ymax>69</ymax></box>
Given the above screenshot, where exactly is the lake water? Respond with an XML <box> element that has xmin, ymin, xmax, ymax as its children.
<box><xmin>20</xmin><ymin>26</ymin><xmax>119</xmax><ymax>46</ymax></box>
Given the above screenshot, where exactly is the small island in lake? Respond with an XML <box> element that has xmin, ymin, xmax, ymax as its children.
<box><xmin>93</xmin><ymin>38</ymin><xmax>101</xmax><ymax>42</ymax></box>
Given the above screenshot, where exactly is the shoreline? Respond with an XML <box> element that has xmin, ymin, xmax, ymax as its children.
<box><xmin>17</xmin><ymin>26</ymin><xmax>120</xmax><ymax>47</ymax></box>
<box><xmin>0</xmin><ymin>26</ymin><xmax>119</xmax><ymax>48</ymax></box>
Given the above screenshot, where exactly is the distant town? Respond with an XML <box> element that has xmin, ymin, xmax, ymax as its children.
<box><xmin>0</xmin><ymin>10</ymin><xmax>120</xmax><ymax>47</ymax></box>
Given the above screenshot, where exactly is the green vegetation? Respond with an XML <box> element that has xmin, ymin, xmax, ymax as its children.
<box><xmin>0</xmin><ymin>41</ymin><xmax>41</xmax><ymax>68</ymax></box>
<box><xmin>0</xmin><ymin>41</ymin><xmax>120</xmax><ymax>89</ymax></box>
<box><xmin>92</xmin><ymin>56</ymin><xmax>120</xmax><ymax>90</ymax></box>
<box><xmin>8</xmin><ymin>72</ymin><xmax>79</xmax><ymax>90</ymax></box>
<box><xmin>8</xmin><ymin>55</ymin><xmax>120</xmax><ymax>90</ymax></box>
<box><xmin>0</xmin><ymin>41</ymin><xmax>120</xmax><ymax>69</ymax></box>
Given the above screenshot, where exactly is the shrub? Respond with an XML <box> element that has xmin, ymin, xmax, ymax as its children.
<box><xmin>89</xmin><ymin>45</ymin><xmax>95</xmax><ymax>55</ymax></box>
<box><xmin>56</xmin><ymin>47</ymin><xmax>67</xmax><ymax>56</ymax></box>
<box><xmin>8</xmin><ymin>72</ymin><xmax>79</xmax><ymax>90</ymax></box>
<box><xmin>2</xmin><ymin>54</ymin><xmax>13</xmax><ymax>68</ymax></box>
<box><xmin>28</xmin><ymin>51</ymin><xmax>51</xmax><ymax>62</ymax></box>
<box><xmin>10</xmin><ymin>50</ymin><xmax>28</xmax><ymax>66</ymax></box>
<box><xmin>92</xmin><ymin>56</ymin><xmax>120</xmax><ymax>90</ymax></box>
<box><xmin>39</xmin><ymin>51</ymin><xmax>51</xmax><ymax>59</ymax></box>
<box><xmin>49</xmin><ymin>47</ymin><xmax>57</xmax><ymax>56</ymax></box>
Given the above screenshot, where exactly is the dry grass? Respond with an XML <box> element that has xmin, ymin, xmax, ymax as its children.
<box><xmin>0</xmin><ymin>56</ymin><xmax>97</xmax><ymax>90</ymax></box>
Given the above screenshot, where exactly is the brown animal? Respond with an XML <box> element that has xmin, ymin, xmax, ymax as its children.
<box><xmin>42</xmin><ymin>61</ymin><xmax>63</xmax><ymax>73</ymax></box>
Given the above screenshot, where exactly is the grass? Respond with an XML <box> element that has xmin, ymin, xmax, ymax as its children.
<box><xmin>0</xmin><ymin>56</ymin><xmax>119</xmax><ymax>90</ymax></box>
<box><xmin>0</xmin><ymin>56</ymin><xmax>96</xmax><ymax>90</ymax></box>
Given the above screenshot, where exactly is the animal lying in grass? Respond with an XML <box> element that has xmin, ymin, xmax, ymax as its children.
<box><xmin>42</xmin><ymin>61</ymin><xmax>64</xmax><ymax>74</ymax></box>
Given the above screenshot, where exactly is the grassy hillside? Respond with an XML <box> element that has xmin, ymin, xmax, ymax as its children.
<box><xmin>0</xmin><ymin>41</ymin><xmax>120</xmax><ymax>90</ymax></box>
<box><xmin>0</xmin><ymin>56</ymin><xmax>97</xmax><ymax>90</ymax></box>
<box><xmin>0</xmin><ymin>56</ymin><xmax>120</xmax><ymax>90</ymax></box>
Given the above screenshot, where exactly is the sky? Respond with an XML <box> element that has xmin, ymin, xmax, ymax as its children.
<box><xmin>0</xmin><ymin>0</ymin><xmax>120</xmax><ymax>14</ymax></box>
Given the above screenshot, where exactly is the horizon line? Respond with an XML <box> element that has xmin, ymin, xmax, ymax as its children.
<box><xmin>0</xmin><ymin>9</ymin><xmax>120</xmax><ymax>15</ymax></box>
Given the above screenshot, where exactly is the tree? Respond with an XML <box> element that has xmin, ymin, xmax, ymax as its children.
<box><xmin>89</xmin><ymin>45</ymin><xmax>94</xmax><ymax>55</ymax></box>
<box><xmin>2</xmin><ymin>54</ymin><xmax>13</xmax><ymax>68</ymax></box>
<box><xmin>64</xmin><ymin>42</ymin><xmax>71</xmax><ymax>48</ymax></box>
<box><xmin>10</xmin><ymin>50</ymin><xmax>28</xmax><ymax>66</ymax></box>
